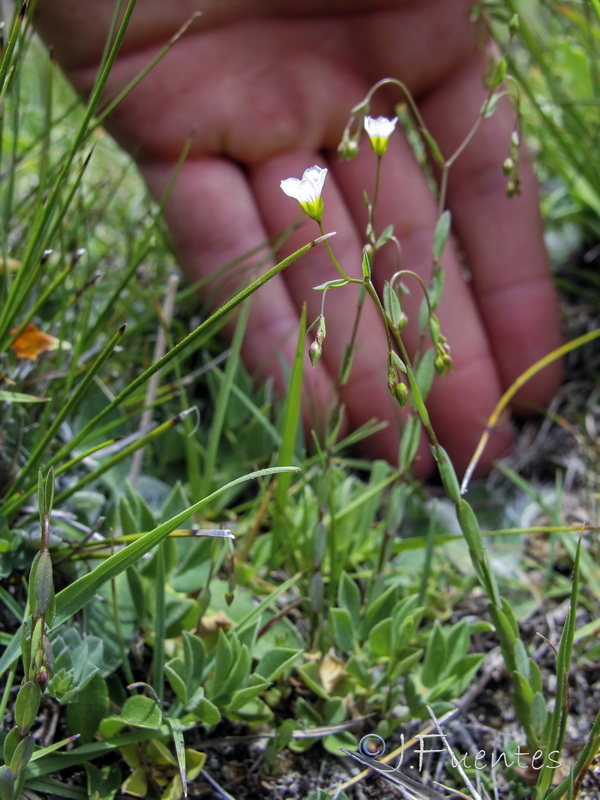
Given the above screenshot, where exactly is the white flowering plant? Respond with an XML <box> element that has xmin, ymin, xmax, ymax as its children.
<box><xmin>277</xmin><ymin>72</ymin><xmax>587</xmax><ymax>792</ymax></box>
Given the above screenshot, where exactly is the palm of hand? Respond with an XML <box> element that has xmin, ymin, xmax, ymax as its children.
<box><xmin>36</xmin><ymin>0</ymin><xmax>562</xmax><ymax>475</ymax></box>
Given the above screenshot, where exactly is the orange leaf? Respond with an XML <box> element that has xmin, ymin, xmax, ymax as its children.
<box><xmin>10</xmin><ymin>323</ymin><xmax>61</xmax><ymax>360</ymax></box>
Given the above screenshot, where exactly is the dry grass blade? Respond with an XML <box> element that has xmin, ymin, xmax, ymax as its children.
<box><xmin>339</xmin><ymin>747</ymin><xmax>455</xmax><ymax>800</ymax></box>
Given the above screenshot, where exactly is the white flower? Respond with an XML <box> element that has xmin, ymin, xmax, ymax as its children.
<box><xmin>364</xmin><ymin>115</ymin><xmax>398</xmax><ymax>157</ymax></box>
<box><xmin>280</xmin><ymin>165</ymin><xmax>328</xmax><ymax>222</ymax></box>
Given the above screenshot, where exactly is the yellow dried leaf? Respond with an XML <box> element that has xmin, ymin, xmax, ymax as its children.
<box><xmin>0</xmin><ymin>257</ymin><xmax>21</xmax><ymax>273</ymax></box>
<box><xmin>320</xmin><ymin>649</ymin><xmax>346</xmax><ymax>694</ymax></box>
<box><xmin>199</xmin><ymin>610</ymin><xmax>233</xmax><ymax>633</ymax></box>
<box><xmin>10</xmin><ymin>323</ymin><xmax>61</xmax><ymax>360</ymax></box>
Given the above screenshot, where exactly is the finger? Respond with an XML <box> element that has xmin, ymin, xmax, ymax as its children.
<box><xmin>138</xmin><ymin>155</ymin><xmax>340</xmax><ymax>440</ymax></box>
<box><xmin>419</xmin><ymin>52</ymin><xmax>563</xmax><ymax>409</ymax></box>
<box><xmin>250</xmin><ymin>150</ymin><xmax>434</xmax><ymax>472</ymax></box>
<box><xmin>331</xmin><ymin>133</ymin><xmax>515</xmax><ymax>475</ymax></box>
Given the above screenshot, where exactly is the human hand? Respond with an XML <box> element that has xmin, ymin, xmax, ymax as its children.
<box><xmin>35</xmin><ymin>0</ymin><xmax>562</xmax><ymax>477</ymax></box>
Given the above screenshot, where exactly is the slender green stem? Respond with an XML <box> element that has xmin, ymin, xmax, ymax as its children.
<box><xmin>317</xmin><ymin>222</ymin><xmax>354</xmax><ymax>282</ymax></box>
<box><xmin>368</xmin><ymin>156</ymin><xmax>383</xmax><ymax>240</ymax></box>
<box><xmin>360</xmin><ymin>280</ymin><xmax>394</xmax><ymax>357</ymax></box>
<box><xmin>153</xmin><ymin>543</ymin><xmax>166</xmax><ymax>705</ymax></box>
<box><xmin>111</xmin><ymin>578</ymin><xmax>135</xmax><ymax>685</ymax></box>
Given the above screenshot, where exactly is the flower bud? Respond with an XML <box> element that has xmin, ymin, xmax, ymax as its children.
<box><xmin>338</xmin><ymin>135</ymin><xmax>359</xmax><ymax>160</ymax></box>
<box><xmin>309</xmin><ymin>340</ymin><xmax>322</xmax><ymax>367</ymax></box>
<box><xmin>394</xmin><ymin>382</ymin><xmax>408</xmax><ymax>408</ymax></box>
<box><xmin>37</xmin><ymin>667</ymin><xmax>49</xmax><ymax>693</ymax></box>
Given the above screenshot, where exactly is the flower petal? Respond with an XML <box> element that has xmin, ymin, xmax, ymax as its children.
<box><xmin>364</xmin><ymin>115</ymin><xmax>398</xmax><ymax>139</ymax></box>
<box><xmin>280</xmin><ymin>176</ymin><xmax>303</xmax><ymax>201</ymax></box>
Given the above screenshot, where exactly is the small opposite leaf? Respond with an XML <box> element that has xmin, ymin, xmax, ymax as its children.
<box><xmin>432</xmin><ymin>210</ymin><xmax>451</xmax><ymax>263</ymax></box>
<box><xmin>419</xmin><ymin>128</ymin><xmax>444</xmax><ymax>165</ymax></box>
<box><xmin>312</xmin><ymin>279</ymin><xmax>348</xmax><ymax>291</ymax></box>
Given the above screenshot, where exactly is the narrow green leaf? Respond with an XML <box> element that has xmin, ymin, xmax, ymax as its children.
<box><xmin>183</xmin><ymin>631</ymin><xmax>206</xmax><ymax>685</ymax></box>
<box><xmin>44</xmin><ymin>468</ymin><xmax>55</xmax><ymax>517</ymax></box>
<box><xmin>212</xmin><ymin>630</ymin><xmax>234</xmax><ymax>688</ymax></box>
<box><xmin>486</xmin><ymin>57</ymin><xmax>506</xmax><ymax>90</ymax></box>
<box><xmin>9</xmin><ymin>734</ymin><xmax>35</xmax><ymax>776</ymax></box>
<box><xmin>0</xmin><ymin>766</ymin><xmax>14</xmax><ymax>800</ymax></box>
<box><xmin>312</xmin><ymin>278</ymin><xmax>348</xmax><ymax>291</ymax></box>
<box><xmin>255</xmin><ymin>648</ymin><xmax>303</xmax><ymax>682</ymax></box>
<box><xmin>33</xmin><ymin>552</ymin><xmax>54</xmax><ymax>616</ymax></box>
<box><xmin>414</xmin><ymin>349</ymin><xmax>435</xmax><ymax>402</ymax></box>
<box><xmin>431</xmin><ymin>446</ymin><xmax>461</xmax><ymax>504</ymax></box>
<box><xmin>14</xmin><ymin>680</ymin><xmax>41</xmax><ymax>733</ymax></box>
<box><xmin>456</xmin><ymin>500</ymin><xmax>485</xmax><ymax>561</ymax></box>
<box><xmin>165</xmin><ymin>660</ymin><xmax>187</xmax><ymax>707</ymax></box>
<box><xmin>0</xmin><ymin>391</ymin><xmax>49</xmax><ymax>403</ymax></box>
<box><xmin>432</xmin><ymin>210</ymin><xmax>451</xmax><ymax>263</ymax></box>
<box><xmin>375</xmin><ymin>225</ymin><xmax>394</xmax><ymax>248</ymax></box>
<box><xmin>513</xmin><ymin>638</ymin><xmax>530</xmax><ymax>682</ymax></box>
<box><xmin>361</xmin><ymin>251</ymin><xmax>371</xmax><ymax>279</ymax></box>
<box><xmin>337</xmin><ymin>573</ymin><xmax>361</xmax><ymax>627</ymax></box>
<box><xmin>407</xmin><ymin>369</ymin><xmax>430</xmax><ymax>424</ymax></box>
<box><xmin>530</xmin><ymin>691</ymin><xmax>547</xmax><ymax>738</ymax></box>
<box><xmin>399</xmin><ymin>415</ymin><xmax>421</xmax><ymax>471</ymax></box>
<box><xmin>166</xmin><ymin>718</ymin><xmax>187</xmax><ymax>799</ymax></box>
<box><xmin>227</xmin><ymin>680</ymin><xmax>270</xmax><ymax>713</ymax></box>
<box><xmin>368</xmin><ymin>618</ymin><xmax>393</xmax><ymax>658</ymax></box>
<box><xmin>512</xmin><ymin>670</ymin><xmax>534</xmax><ymax>709</ymax></box>
<box><xmin>275</xmin><ymin>305</ymin><xmax>305</xmax><ymax>513</ymax></box>
<box><xmin>3</xmin><ymin>727</ymin><xmax>20</xmax><ymax>766</ymax></box>
<box><xmin>420</xmin><ymin>128</ymin><xmax>444</xmax><ymax>165</ymax></box>
<box><xmin>235</xmin><ymin>572</ymin><xmax>301</xmax><ymax>636</ymax></box>
<box><xmin>428</xmin><ymin>267</ymin><xmax>444</xmax><ymax>310</ymax></box>
<box><xmin>329</xmin><ymin>608</ymin><xmax>354</xmax><ymax>652</ymax></box>
<box><xmin>421</xmin><ymin>622</ymin><xmax>447</xmax><ymax>688</ymax></box>
<box><xmin>445</xmin><ymin>620</ymin><xmax>470</xmax><ymax>665</ymax></box>
<box><xmin>37</xmin><ymin>471</ymin><xmax>45</xmax><ymax>527</ymax></box>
